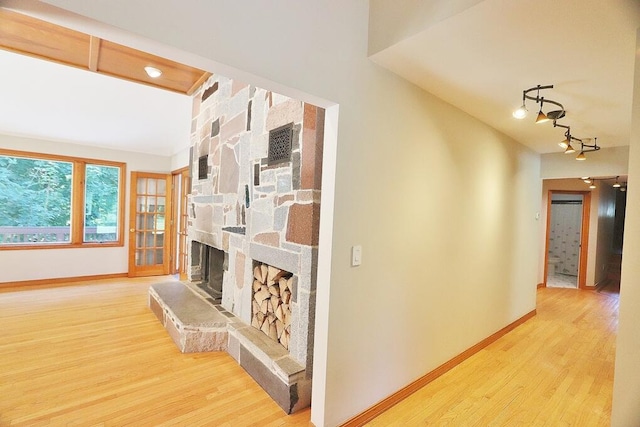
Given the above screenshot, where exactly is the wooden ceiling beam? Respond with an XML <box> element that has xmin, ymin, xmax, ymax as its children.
<box><xmin>88</xmin><ymin>36</ymin><xmax>101</xmax><ymax>72</ymax></box>
<box><xmin>0</xmin><ymin>9</ymin><xmax>210</xmax><ymax>96</ymax></box>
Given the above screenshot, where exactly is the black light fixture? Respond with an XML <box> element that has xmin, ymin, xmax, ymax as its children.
<box><xmin>580</xmin><ymin>176</ymin><xmax>627</xmax><ymax>191</ymax></box>
<box><xmin>613</xmin><ymin>176</ymin><xmax>621</xmax><ymax>188</ymax></box>
<box><xmin>513</xmin><ymin>85</ymin><xmax>565</xmax><ymax>121</ymax></box>
<box><xmin>535</xmin><ymin>98</ymin><xmax>551</xmax><ymax>124</ymax></box>
<box><xmin>514</xmin><ymin>84</ymin><xmax>601</xmax><ymax>159</ymax></box>
<box><xmin>576</xmin><ymin>138</ymin><xmax>600</xmax><ymax>161</ymax></box>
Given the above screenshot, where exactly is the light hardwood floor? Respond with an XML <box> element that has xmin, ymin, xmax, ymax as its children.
<box><xmin>0</xmin><ymin>277</ymin><xmax>311</xmax><ymax>426</ymax></box>
<box><xmin>0</xmin><ymin>278</ymin><xmax>618</xmax><ymax>426</ymax></box>
<box><xmin>366</xmin><ymin>286</ymin><xmax>619</xmax><ymax>426</ymax></box>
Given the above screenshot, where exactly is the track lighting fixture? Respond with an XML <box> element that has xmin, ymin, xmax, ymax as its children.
<box><xmin>613</xmin><ymin>176</ymin><xmax>621</xmax><ymax>188</ymax></box>
<box><xmin>513</xmin><ymin>85</ymin><xmax>565</xmax><ymax>121</ymax></box>
<box><xmin>514</xmin><ymin>84</ymin><xmax>601</xmax><ymax>160</ymax></box>
<box><xmin>535</xmin><ymin>99</ymin><xmax>551</xmax><ymax>124</ymax></box>
<box><xmin>580</xmin><ymin>176</ymin><xmax>627</xmax><ymax>191</ymax></box>
<box><xmin>564</xmin><ymin>143</ymin><xmax>576</xmax><ymax>154</ymax></box>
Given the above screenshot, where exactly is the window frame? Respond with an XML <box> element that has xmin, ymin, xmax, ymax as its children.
<box><xmin>0</xmin><ymin>148</ymin><xmax>126</xmax><ymax>250</ymax></box>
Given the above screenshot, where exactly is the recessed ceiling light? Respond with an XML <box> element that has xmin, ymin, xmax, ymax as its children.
<box><xmin>144</xmin><ymin>66</ymin><xmax>162</xmax><ymax>78</ymax></box>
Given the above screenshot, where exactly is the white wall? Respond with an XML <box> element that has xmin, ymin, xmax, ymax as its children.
<box><xmin>540</xmin><ymin>146</ymin><xmax>629</xmax><ymax>179</ymax></box>
<box><xmin>27</xmin><ymin>2</ymin><xmax>540</xmax><ymax>425</ymax></box>
<box><xmin>612</xmin><ymin>29</ymin><xmax>640</xmax><ymax>427</ymax></box>
<box><xmin>368</xmin><ymin>0</ymin><xmax>484</xmax><ymax>55</ymax></box>
<box><xmin>0</xmin><ymin>134</ymin><xmax>172</xmax><ymax>283</ymax></box>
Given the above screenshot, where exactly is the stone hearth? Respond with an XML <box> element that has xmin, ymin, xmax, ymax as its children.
<box><xmin>149</xmin><ymin>281</ymin><xmax>310</xmax><ymax>413</ymax></box>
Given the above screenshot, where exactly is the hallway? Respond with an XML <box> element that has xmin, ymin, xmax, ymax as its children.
<box><xmin>367</xmin><ymin>286</ymin><xmax>618</xmax><ymax>425</ymax></box>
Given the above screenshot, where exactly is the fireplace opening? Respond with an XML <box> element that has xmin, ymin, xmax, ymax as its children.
<box><xmin>191</xmin><ymin>241</ymin><xmax>225</xmax><ymax>301</ymax></box>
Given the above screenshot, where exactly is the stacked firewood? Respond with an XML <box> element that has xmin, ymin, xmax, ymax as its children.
<box><xmin>251</xmin><ymin>263</ymin><xmax>293</xmax><ymax>349</ymax></box>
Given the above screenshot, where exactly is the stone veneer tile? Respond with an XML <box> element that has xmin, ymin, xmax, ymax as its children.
<box><xmin>291</xmin><ymin>152</ymin><xmax>301</xmax><ymax>191</ymax></box>
<box><xmin>183</xmin><ymin>330</ymin><xmax>227</xmax><ymax>352</ymax></box>
<box><xmin>274</xmin><ymin>357</ymin><xmax>305</xmax><ymax>383</ymax></box>
<box><xmin>149</xmin><ymin>293</ymin><xmax>165</xmax><ymax>324</ymax></box>
<box><xmin>239</xmin><ymin>345</ymin><xmax>298</xmax><ymax>413</ymax></box>
<box><xmin>274</xmin><ymin>205</ymin><xmax>288</xmax><ymax>231</ymax></box>
<box><xmin>219</xmin><ymin>146</ymin><xmax>239</xmax><ymax>194</ymax></box>
<box><xmin>235</xmin><ymin>251</ymin><xmax>246</xmax><ymax>289</ymax></box>
<box><xmin>299</xmin><ymin>247</ymin><xmax>318</xmax><ymax>291</ymax></box>
<box><xmin>152</xmin><ymin>282</ymin><xmax>229</xmax><ymax>327</ymax></box>
<box><xmin>254</xmin><ymin>232</ymin><xmax>281</xmax><ymax>247</ymax></box>
<box><xmin>201</xmin><ymin>81</ymin><xmax>219</xmax><ymax>103</ymax></box>
<box><xmin>265</xmin><ymin>99</ymin><xmax>304</xmax><ymax>131</ymax></box>
<box><xmin>285</xmin><ymin>203</ymin><xmax>320</xmax><ymax>246</ymax></box>
<box><xmin>295</xmin><ymin>190</ymin><xmax>314</xmax><ymax>202</ymax></box>
<box><xmin>228</xmin><ymin>334</ymin><xmax>240</xmax><ymax>362</ymax></box>
<box><xmin>282</xmin><ymin>242</ymin><xmax>303</xmax><ymax>253</ymax></box>
<box><xmin>231</xmin><ymin>80</ymin><xmax>249</xmax><ymax>96</ymax></box>
<box><xmin>276</xmin><ymin>173</ymin><xmax>292</xmax><ymax>193</ymax></box>
<box><xmin>220</xmin><ymin>112</ymin><xmax>247</xmax><ymax>144</ymax></box>
<box><xmin>301</xmin><ymin>105</ymin><xmax>324</xmax><ymax>190</ymax></box>
<box><xmin>250</xmin><ymin>243</ymin><xmax>300</xmax><ymax>275</ymax></box>
<box><xmin>260</xmin><ymin>169</ymin><xmax>276</xmax><ymax>185</ymax></box>
<box><xmin>222</xmin><ymin>232</ymin><xmax>230</xmax><ymax>251</ymax></box>
<box><xmin>194</xmin><ymin>205</ymin><xmax>214</xmax><ymax>233</ymax></box>
<box><xmin>165</xmin><ymin>316</ymin><xmax>183</xmax><ymax>349</ymax></box>
<box><xmin>192</xmin><ymin>93</ymin><xmax>201</xmax><ymax>118</ymax></box>
<box><xmin>211</xmin><ymin>118</ymin><xmax>220</xmax><ymax>137</ymax></box>
<box><xmin>275</xmin><ymin>194</ymin><xmax>294</xmax><ymax>206</ymax></box>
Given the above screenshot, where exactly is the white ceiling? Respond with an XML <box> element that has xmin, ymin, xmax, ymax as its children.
<box><xmin>0</xmin><ymin>48</ymin><xmax>192</xmax><ymax>157</ymax></box>
<box><xmin>370</xmin><ymin>0</ymin><xmax>640</xmax><ymax>153</ymax></box>
<box><xmin>1</xmin><ymin>0</ymin><xmax>638</xmax><ymax>157</ymax></box>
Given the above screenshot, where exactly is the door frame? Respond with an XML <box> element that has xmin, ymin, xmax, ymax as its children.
<box><xmin>128</xmin><ymin>171</ymin><xmax>173</xmax><ymax>277</ymax></box>
<box><xmin>170</xmin><ymin>166</ymin><xmax>190</xmax><ymax>279</ymax></box>
<box><xmin>544</xmin><ymin>190</ymin><xmax>591</xmax><ymax>289</ymax></box>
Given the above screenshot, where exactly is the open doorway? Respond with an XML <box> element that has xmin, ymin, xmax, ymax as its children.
<box><xmin>545</xmin><ymin>190</ymin><xmax>591</xmax><ymax>289</ymax></box>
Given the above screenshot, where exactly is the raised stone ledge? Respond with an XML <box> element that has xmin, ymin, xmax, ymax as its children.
<box><xmin>149</xmin><ymin>281</ymin><xmax>310</xmax><ymax>414</ymax></box>
<box><xmin>149</xmin><ymin>282</ymin><xmax>229</xmax><ymax>353</ymax></box>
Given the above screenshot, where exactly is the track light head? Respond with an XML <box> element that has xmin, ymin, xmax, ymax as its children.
<box><xmin>536</xmin><ymin>110</ymin><xmax>550</xmax><ymax>124</ymax></box>
<box><xmin>613</xmin><ymin>176</ymin><xmax>621</xmax><ymax>188</ymax></box>
<box><xmin>564</xmin><ymin>143</ymin><xmax>575</xmax><ymax>154</ymax></box>
<box><xmin>513</xmin><ymin>104</ymin><xmax>528</xmax><ymax>119</ymax></box>
<box><xmin>576</xmin><ymin>151</ymin><xmax>586</xmax><ymax>161</ymax></box>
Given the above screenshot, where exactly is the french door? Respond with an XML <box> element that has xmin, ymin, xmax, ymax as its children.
<box><xmin>128</xmin><ymin>172</ymin><xmax>172</xmax><ymax>277</ymax></box>
<box><xmin>171</xmin><ymin>167</ymin><xmax>190</xmax><ymax>280</ymax></box>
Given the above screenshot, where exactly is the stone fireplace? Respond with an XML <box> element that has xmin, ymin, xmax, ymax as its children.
<box><xmin>150</xmin><ymin>75</ymin><xmax>323</xmax><ymax>413</ymax></box>
<box><xmin>190</xmin><ymin>241</ymin><xmax>225</xmax><ymax>301</ymax></box>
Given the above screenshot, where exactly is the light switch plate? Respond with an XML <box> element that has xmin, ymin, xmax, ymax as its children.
<box><xmin>351</xmin><ymin>245</ymin><xmax>362</xmax><ymax>267</ymax></box>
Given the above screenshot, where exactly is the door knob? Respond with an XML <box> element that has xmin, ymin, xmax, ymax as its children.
<box><xmin>130</xmin><ymin>228</ymin><xmax>135</xmax><ymax>232</ymax></box>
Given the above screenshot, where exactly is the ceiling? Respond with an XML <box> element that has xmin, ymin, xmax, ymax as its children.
<box><xmin>0</xmin><ymin>1</ymin><xmax>638</xmax><ymax>158</ymax></box>
<box><xmin>370</xmin><ymin>0</ymin><xmax>640</xmax><ymax>154</ymax></box>
<box><xmin>0</xmin><ymin>8</ymin><xmax>209</xmax><ymax>156</ymax></box>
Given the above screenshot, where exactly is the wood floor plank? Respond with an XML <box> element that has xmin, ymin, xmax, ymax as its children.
<box><xmin>366</xmin><ymin>286</ymin><xmax>618</xmax><ymax>426</ymax></box>
<box><xmin>1</xmin><ymin>277</ymin><xmax>618</xmax><ymax>426</ymax></box>
<box><xmin>0</xmin><ymin>277</ymin><xmax>312</xmax><ymax>426</ymax></box>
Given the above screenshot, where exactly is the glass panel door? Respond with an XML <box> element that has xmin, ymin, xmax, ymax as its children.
<box><xmin>128</xmin><ymin>172</ymin><xmax>172</xmax><ymax>277</ymax></box>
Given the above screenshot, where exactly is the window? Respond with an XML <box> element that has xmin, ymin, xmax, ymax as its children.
<box><xmin>0</xmin><ymin>149</ymin><xmax>125</xmax><ymax>249</ymax></box>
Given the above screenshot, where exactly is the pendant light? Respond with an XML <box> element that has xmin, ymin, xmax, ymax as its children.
<box><xmin>613</xmin><ymin>176</ymin><xmax>621</xmax><ymax>188</ymax></box>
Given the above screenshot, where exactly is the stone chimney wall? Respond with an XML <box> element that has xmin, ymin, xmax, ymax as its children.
<box><xmin>188</xmin><ymin>75</ymin><xmax>323</xmax><ymax>369</ymax></box>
